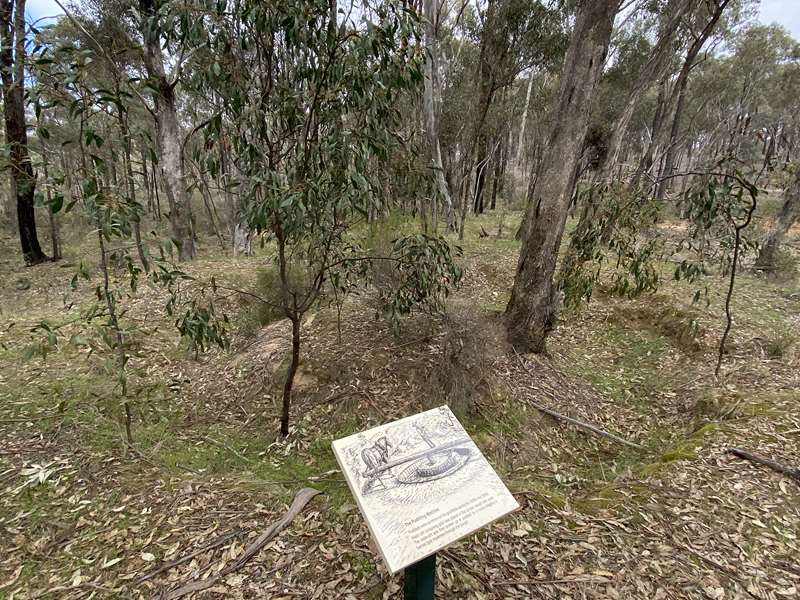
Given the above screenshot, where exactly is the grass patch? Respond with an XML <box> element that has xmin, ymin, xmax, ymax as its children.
<box><xmin>640</xmin><ymin>422</ymin><xmax>719</xmax><ymax>477</ymax></box>
<box><xmin>566</xmin><ymin>322</ymin><xmax>669</xmax><ymax>406</ymax></box>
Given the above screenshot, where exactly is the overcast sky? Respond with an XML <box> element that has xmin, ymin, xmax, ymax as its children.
<box><xmin>758</xmin><ymin>0</ymin><xmax>800</xmax><ymax>39</ymax></box>
<box><xmin>23</xmin><ymin>0</ymin><xmax>800</xmax><ymax>40</ymax></box>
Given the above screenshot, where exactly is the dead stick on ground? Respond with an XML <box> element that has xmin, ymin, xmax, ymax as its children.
<box><xmin>514</xmin><ymin>354</ymin><xmax>643</xmax><ymax>450</ymax></box>
<box><xmin>133</xmin><ymin>528</ymin><xmax>244</xmax><ymax>585</ymax></box>
<box><xmin>728</xmin><ymin>448</ymin><xmax>800</xmax><ymax>482</ymax></box>
<box><xmin>164</xmin><ymin>488</ymin><xmax>321</xmax><ymax>599</ymax></box>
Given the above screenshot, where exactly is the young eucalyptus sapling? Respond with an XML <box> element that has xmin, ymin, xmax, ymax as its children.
<box><xmin>178</xmin><ymin>0</ymin><xmax>462</xmax><ymax>435</ymax></box>
<box><xmin>25</xmin><ymin>40</ymin><xmax>225</xmax><ymax>445</ymax></box>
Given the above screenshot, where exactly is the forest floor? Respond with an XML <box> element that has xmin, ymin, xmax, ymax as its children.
<box><xmin>0</xmin><ymin>205</ymin><xmax>799</xmax><ymax>600</ymax></box>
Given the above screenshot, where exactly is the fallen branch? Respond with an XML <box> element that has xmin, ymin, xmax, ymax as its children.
<box><xmin>728</xmin><ymin>448</ymin><xmax>800</xmax><ymax>482</ymax></box>
<box><xmin>164</xmin><ymin>488</ymin><xmax>321</xmax><ymax>599</ymax></box>
<box><xmin>494</xmin><ymin>574</ymin><xmax>612</xmax><ymax>586</ymax></box>
<box><xmin>514</xmin><ymin>354</ymin><xmax>643</xmax><ymax>449</ymax></box>
<box><xmin>133</xmin><ymin>528</ymin><xmax>244</xmax><ymax>585</ymax></box>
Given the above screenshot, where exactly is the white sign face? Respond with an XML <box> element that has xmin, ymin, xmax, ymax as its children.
<box><xmin>332</xmin><ymin>405</ymin><xmax>519</xmax><ymax>574</ymax></box>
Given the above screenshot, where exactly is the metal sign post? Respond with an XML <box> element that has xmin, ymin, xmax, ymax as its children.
<box><xmin>403</xmin><ymin>553</ymin><xmax>436</xmax><ymax>600</ymax></box>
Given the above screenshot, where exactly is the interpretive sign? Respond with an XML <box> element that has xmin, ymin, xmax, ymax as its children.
<box><xmin>332</xmin><ymin>405</ymin><xmax>519</xmax><ymax>574</ymax></box>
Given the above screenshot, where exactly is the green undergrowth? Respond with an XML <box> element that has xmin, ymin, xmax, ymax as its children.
<box><xmin>564</xmin><ymin>322</ymin><xmax>671</xmax><ymax>407</ymax></box>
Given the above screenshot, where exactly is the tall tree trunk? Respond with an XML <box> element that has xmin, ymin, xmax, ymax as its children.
<box><xmin>422</xmin><ymin>0</ymin><xmax>452</xmax><ymax>230</ymax></box>
<box><xmin>0</xmin><ymin>0</ymin><xmax>47</xmax><ymax>265</ymax></box>
<box><xmin>39</xmin><ymin>133</ymin><xmax>61</xmax><ymax>260</ymax></box>
<box><xmin>656</xmin><ymin>0</ymin><xmax>730</xmax><ymax>199</ymax></box>
<box><xmin>755</xmin><ymin>167</ymin><xmax>800</xmax><ymax>271</ymax></box>
<box><xmin>140</xmin><ymin>145</ymin><xmax>154</xmax><ymax>214</ymax></box>
<box><xmin>139</xmin><ymin>0</ymin><xmax>196</xmax><ymax>260</ymax></box>
<box><xmin>515</xmin><ymin>75</ymin><xmax>534</xmax><ymax>166</ymax></box>
<box><xmin>117</xmin><ymin>108</ymin><xmax>149</xmax><ymax>272</ymax></box>
<box><xmin>505</xmin><ymin>0</ymin><xmax>618</xmax><ymax>353</ymax></box>
<box><xmin>597</xmin><ymin>0</ymin><xmax>695</xmax><ymax>183</ymax></box>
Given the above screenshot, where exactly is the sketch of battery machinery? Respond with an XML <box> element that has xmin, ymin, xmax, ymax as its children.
<box><xmin>359</xmin><ymin>417</ymin><xmax>472</xmax><ymax>494</ymax></box>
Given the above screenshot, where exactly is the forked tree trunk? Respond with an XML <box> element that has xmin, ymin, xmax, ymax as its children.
<box><xmin>0</xmin><ymin>0</ymin><xmax>47</xmax><ymax>265</ymax></box>
<box><xmin>756</xmin><ymin>167</ymin><xmax>800</xmax><ymax>271</ymax></box>
<box><xmin>139</xmin><ymin>0</ymin><xmax>196</xmax><ymax>260</ymax></box>
<box><xmin>505</xmin><ymin>0</ymin><xmax>618</xmax><ymax>353</ymax></box>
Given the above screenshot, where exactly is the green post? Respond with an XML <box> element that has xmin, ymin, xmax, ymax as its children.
<box><xmin>403</xmin><ymin>553</ymin><xmax>436</xmax><ymax>600</ymax></box>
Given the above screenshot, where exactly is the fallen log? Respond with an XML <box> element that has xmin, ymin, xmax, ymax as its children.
<box><xmin>164</xmin><ymin>487</ymin><xmax>321</xmax><ymax>599</ymax></box>
<box><xmin>728</xmin><ymin>448</ymin><xmax>800</xmax><ymax>482</ymax></box>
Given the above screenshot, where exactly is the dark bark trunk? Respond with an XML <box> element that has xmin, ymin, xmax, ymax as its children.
<box><xmin>1</xmin><ymin>0</ymin><xmax>47</xmax><ymax>265</ymax></box>
<box><xmin>117</xmin><ymin>108</ymin><xmax>149</xmax><ymax>272</ymax></box>
<box><xmin>140</xmin><ymin>145</ymin><xmax>153</xmax><ymax>214</ymax></box>
<box><xmin>490</xmin><ymin>132</ymin><xmax>509</xmax><ymax>211</ymax></box>
<box><xmin>39</xmin><ymin>133</ymin><xmax>61</xmax><ymax>260</ymax></box>
<box><xmin>152</xmin><ymin>166</ymin><xmax>162</xmax><ymax>220</ymax></box>
<box><xmin>280</xmin><ymin>315</ymin><xmax>301</xmax><ymax>437</ymax></box>
<box><xmin>505</xmin><ymin>0</ymin><xmax>618</xmax><ymax>353</ymax></box>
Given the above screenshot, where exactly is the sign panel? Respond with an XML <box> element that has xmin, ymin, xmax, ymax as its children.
<box><xmin>332</xmin><ymin>405</ymin><xmax>519</xmax><ymax>574</ymax></box>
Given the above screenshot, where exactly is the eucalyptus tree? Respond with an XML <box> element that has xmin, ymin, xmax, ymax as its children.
<box><xmin>505</xmin><ymin>0</ymin><xmax>619</xmax><ymax>353</ymax></box>
<box><xmin>184</xmin><ymin>0</ymin><xmax>462</xmax><ymax>435</ymax></box>
<box><xmin>422</xmin><ymin>0</ymin><xmax>452</xmax><ymax>229</ymax></box>
<box><xmin>465</xmin><ymin>0</ymin><xmax>564</xmax><ymax>227</ymax></box>
<box><xmin>756</xmin><ymin>166</ymin><xmax>800</xmax><ymax>271</ymax></box>
<box><xmin>136</xmin><ymin>0</ymin><xmax>198</xmax><ymax>260</ymax></box>
<box><xmin>653</xmin><ymin>0</ymin><xmax>734</xmax><ymax>198</ymax></box>
<box><xmin>27</xmin><ymin>38</ymin><xmax>150</xmax><ymax>443</ymax></box>
<box><xmin>1</xmin><ymin>0</ymin><xmax>48</xmax><ymax>264</ymax></box>
<box><xmin>594</xmin><ymin>0</ymin><xmax>697</xmax><ymax>184</ymax></box>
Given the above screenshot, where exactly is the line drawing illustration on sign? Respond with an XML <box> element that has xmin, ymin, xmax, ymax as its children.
<box><xmin>332</xmin><ymin>405</ymin><xmax>520</xmax><ymax>573</ymax></box>
<box><xmin>358</xmin><ymin>414</ymin><xmax>473</xmax><ymax>496</ymax></box>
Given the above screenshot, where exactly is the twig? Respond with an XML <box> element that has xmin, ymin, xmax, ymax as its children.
<box><xmin>677</xmin><ymin>540</ymin><xmax>763</xmax><ymax>600</ymax></box>
<box><xmin>440</xmin><ymin>549</ymin><xmax>491</xmax><ymax>590</ymax></box>
<box><xmin>165</xmin><ymin>487</ymin><xmax>321</xmax><ymax>599</ymax></box>
<box><xmin>494</xmin><ymin>575</ymin><xmax>612</xmax><ymax>586</ymax></box>
<box><xmin>514</xmin><ymin>354</ymin><xmax>644</xmax><ymax>449</ymax></box>
<box><xmin>133</xmin><ymin>529</ymin><xmax>244</xmax><ymax>585</ymax></box>
<box><xmin>728</xmin><ymin>448</ymin><xmax>800</xmax><ymax>482</ymax></box>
